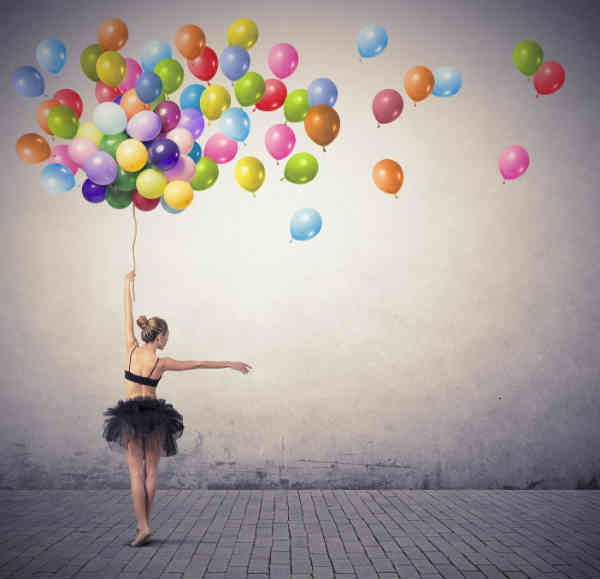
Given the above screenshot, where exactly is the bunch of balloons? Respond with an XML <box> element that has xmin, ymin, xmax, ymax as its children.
<box><xmin>512</xmin><ymin>40</ymin><xmax>565</xmax><ymax>98</ymax></box>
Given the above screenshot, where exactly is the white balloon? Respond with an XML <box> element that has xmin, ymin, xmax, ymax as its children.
<box><xmin>93</xmin><ymin>102</ymin><xmax>127</xmax><ymax>135</ymax></box>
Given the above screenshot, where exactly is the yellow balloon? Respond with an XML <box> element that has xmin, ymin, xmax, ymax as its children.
<box><xmin>96</xmin><ymin>51</ymin><xmax>127</xmax><ymax>87</ymax></box>
<box><xmin>200</xmin><ymin>85</ymin><xmax>231</xmax><ymax>121</ymax></box>
<box><xmin>163</xmin><ymin>180</ymin><xmax>193</xmax><ymax>210</ymax></box>
<box><xmin>116</xmin><ymin>139</ymin><xmax>148</xmax><ymax>172</ymax></box>
<box><xmin>136</xmin><ymin>168</ymin><xmax>167</xmax><ymax>199</ymax></box>
<box><xmin>234</xmin><ymin>156</ymin><xmax>265</xmax><ymax>197</ymax></box>
<box><xmin>227</xmin><ymin>18</ymin><xmax>259</xmax><ymax>50</ymax></box>
<box><xmin>76</xmin><ymin>122</ymin><xmax>103</xmax><ymax>146</ymax></box>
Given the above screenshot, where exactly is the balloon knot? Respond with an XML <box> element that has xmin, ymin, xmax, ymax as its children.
<box><xmin>413</xmin><ymin>102</ymin><xmax>416</xmax><ymax>107</ymax></box>
<box><xmin>502</xmin><ymin>180</ymin><xmax>506</xmax><ymax>185</ymax></box>
<box><xmin>252</xmin><ymin>107</ymin><xmax>256</xmax><ymax>113</ymax></box>
<box><xmin>289</xmin><ymin>239</ymin><xmax>293</xmax><ymax>244</ymax></box>
<box><xmin>280</xmin><ymin>177</ymin><xmax>285</xmax><ymax>182</ymax></box>
<box><xmin>276</xmin><ymin>160</ymin><xmax>279</xmax><ymax>166</ymax></box>
<box><xmin>377</xmin><ymin>123</ymin><xmax>380</xmax><ymax>128</ymax></box>
<box><xmin>322</xmin><ymin>147</ymin><xmax>326</xmax><ymax>152</ymax></box>
<box><xmin>536</xmin><ymin>93</ymin><xmax>539</xmax><ymax>99</ymax></box>
<box><xmin>243</xmin><ymin>141</ymin><xmax>247</xmax><ymax>146</ymax></box>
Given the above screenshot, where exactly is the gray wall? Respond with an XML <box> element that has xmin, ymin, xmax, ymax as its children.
<box><xmin>1</xmin><ymin>0</ymin><xmax>599</xmax><ymax>489</ymax></box>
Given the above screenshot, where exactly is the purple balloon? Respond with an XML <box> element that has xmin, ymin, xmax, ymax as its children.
<box><xmin>126</xmin><ymin>110</ymin><xmax>162</xmax><ymax>141</ymax></box>
<box><xmin>372</xmin><ymin>89</ymin><xmax>403</xmax><ymax>126</ymax></box>
<box><xmin>177</xmin><ymin>108</ymin><xmax>205</xmax><ymax>140</ymax></box>
<box><xmin>148</xmin><ymin>137</ymin><xmax>180</xmax><ymax>171</ymax></box>
<box><xmin>82</xmin><ymin>179</ymin><xmax>107</xmax><ymax>203</ymax></box>
<box><xmin>204</xmin><ymin>133</ymin><xmax>238</xmax><ymax>164</ymax></box>
<box><xmin>84</xmin><ymin>151</ymin><xmax>118</xmax><ymax>185</ymax></box>
<box><xmin>498</xmin><ymin>145</ymin><xmax>530</xmax><ymax>182</ymax></box>
<box><xmin>155</xmin><ymin>101</ymin><xmax>181</xmax><ymax>133</ymax></box>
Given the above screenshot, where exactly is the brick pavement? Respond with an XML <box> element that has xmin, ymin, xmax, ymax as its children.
<box><xmin>0</xmin><ymin>490</ymin><xmax>598</xmax><ymax>579</ymax></box>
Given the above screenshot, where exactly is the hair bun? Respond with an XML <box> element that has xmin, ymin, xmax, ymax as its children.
<box><xmin>136</xmin><ymin>315</ymin><xmax>149</xmax><ymax>330</ymax></box>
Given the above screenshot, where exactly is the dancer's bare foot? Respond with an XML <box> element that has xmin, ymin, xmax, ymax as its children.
<box><xmin>130</xmin><ymin>526</ymin><xmax>152</xmax><ymax>547</ymax></box>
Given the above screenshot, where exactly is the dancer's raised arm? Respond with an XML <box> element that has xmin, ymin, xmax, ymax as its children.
<box><xmin>162</xmin><ymin>358</ymin><xmax>252</xmax><ymax>374</ymax></box>
<box><xmin>124</xmin><ymin>271</ymin><xmax>137</xmax><ymax>349</ymax></box>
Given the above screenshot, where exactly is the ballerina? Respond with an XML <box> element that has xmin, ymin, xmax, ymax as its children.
<box><xmin>102</xmin><ymin>270</ymin><xmax>252</xmax><ymax>547</ymax></box>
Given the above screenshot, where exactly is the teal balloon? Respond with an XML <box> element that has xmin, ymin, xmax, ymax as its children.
<box><xmin>188</xmin><ymin>142</ymin><xmax>202</xmax><ymax>163</ymax></box>
<box><xmin>180</xmin><ymin>84</ymin><xmax>205</xmax><ymax>111</ymax></box>
<box><xmin>36</xmin><ymin>39</ymin><xmax>67</xmax><ymax>74</ymax></box>
<box><xmin>41</xmin><ymin>163</ymin><xmax>75</xmax><ymax>194</ymax></box>
<box><xmin>432</xmin><ymin>66</ymin><xmax>462</xmax><ymax>97</ymax></box>
<box><xmin>160</xmin><ymin>195</ymin><xmax>183</xmax><ymax>214</ymax></box>
<box><xmin>290</xmin><ymin>208</ymin><xmax>322</xmax><ymax>241</ymax></box>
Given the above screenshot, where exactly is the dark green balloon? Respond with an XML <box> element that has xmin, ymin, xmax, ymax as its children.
<box><xmin>283</xmin><ymin>152</ymin><xmax>318</xmax><ymax>184</ymax></box>
<box><xmin>114</xmin><ymin>166</ymin><xmax>138</xmax><ymax>192</ymax></box>
<box><xmin>106</xmin><ymin>186</ymin><xmax>132</xmax><ymax>209</ymax></box>
<box><xmin>283</xmin><ymin>89</ymin><xmax>309</xmax><ymax>123</ymax></box>
<box><xmin>234</xmin><ymin>72</ymin><xmax>266</xmax><ymax>107</ymax></box>
<box><xmin>513</xmin><ymin>40</ymin><xmax>543</xmax><ymax>76</ymax></box>
<box><xmin>99</xmin><ymin>131</ymin><xmax>128</xmax><ymax>158</ymax></box>
<box><xmin>81</xmin><ymin>44</ymin><xmax>103</xmax><ymax>82</ymax></box>
<box><xmin>191</xmin><ymin>157</ymin><xmax>219</xmax><ymax>190</ymax></box>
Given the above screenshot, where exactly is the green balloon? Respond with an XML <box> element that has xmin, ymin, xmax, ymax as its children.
<box><xmin>154</xmin><ymin>59</ymin><xmax>184</xmax><ymax>95</ymax></box>
<box><xmin>114</xmin><ymin>166</ymin><xmax>138</xmax><ymax>192</ymax></box>
<box><xmin>81</xmin><ymin>44</ymin><xmax>103</xmax><ymax>82</ymax></box>
<box><xmin>283</xmin><ymin>152</ymin><xmax>318</xmax><ymax>184</ymax></box>
<box><xmin>48</xmin><ymin>105</ymin><xmax>79</xmax><ymax>139</ymax></box>
<box><xmin>191</xmin><ymin>157</ymin><xmax>219</xmax><ymax>190</ymax></box>
<box><xmin>99</xmin><ymin>131</ymin><xmax>128</xmax><ymax>158</ymax></box>
<box><xmin>513</xmin><ymin>40</ymin><xmax>544</xmax><ymax>76</ymax></box>
<box><xmin>283</xmin><ymin>89</ymin><xmax>309</xmax><ymax>123</ymax></box>
<box><xmin>234</xmin><ymin>72</ymin><xmax>266</xmax><ymax>107</ymax></box>
<box><xmin>106</xmin><ymin>186</ymin><xmax>133</xmax><ymax>209</ymax></box>
<box><xmin>151</xmin><ymin>91</ymin><xmax>166</xmax><ymax>111</ymax></box>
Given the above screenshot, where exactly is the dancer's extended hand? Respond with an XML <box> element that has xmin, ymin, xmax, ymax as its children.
<box><xmin>125</xmin><ymin>271</ymin><xmax>136</xmax><ymax>281</ymax></box>
<box><xmin>230</xmin><ymin>362</ymin><xmax>252</xmax><ymax>374</ymax></box>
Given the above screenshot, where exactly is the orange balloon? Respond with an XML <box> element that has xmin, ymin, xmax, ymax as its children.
<box><xmin>403</xmin><ymin>66</ymin><xmax>435</xmax><ymax>105</ymax></box>
<box><xmin>120</xmin><ymin>88</ymin><xmax>151</xmax><ymax>120</ymax></box>
<box><xmin>304</xmin><ymin>104</ymin><xmax>340</xmax><ymax>152</ymax></box>
<box><xmin>16</xmin><ymin>133</ymin><xmax>51</xmax><ymax>164</ymax></box>
<box><xmin>36</xmin><ymin>98</ymin><xmax>61</xmax><ymax>135</ymax></box>
<box><xmin>373</xmin><ymin>159</ymin><xmax>404</xmax><ymax>197</ymax></box>
<box><xmin>98</xmin><ymin>18</ymin><xmax>128</xmax><ymax>51</ymax></box>
<box><xmin>175</xmin><ymin>24</ymin><xmax>206</xmax><ymax>60</ymax></box>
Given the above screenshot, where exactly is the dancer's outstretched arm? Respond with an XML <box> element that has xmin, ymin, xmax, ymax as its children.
<box><xmin>162</xmin><ymin>358</ymin><xmax>252</xmax><ymax>374</ymax></box>
<box><xmin>124</xmin><ymin>271</ymin><xmax>137</xmax><ymax>349</ymax></box>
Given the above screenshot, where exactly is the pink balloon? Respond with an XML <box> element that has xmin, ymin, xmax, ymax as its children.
<box><xmin>265</xmin><ymin>123</ymin><xmax>295</xmax><ymax>163</ymax></box>
<box><xmin>166</xmin><ymin>127</ymin><xmax>194</xmax><ymax>156</ymax></box>
<box><xmin>163</xmin><ymin>157</ymin><xmax>185</xmax><ymax>181</ymax></box>
<box><xmin>372</xmin><ymin>89</ymin><xmax>403</xmax><ymax>126</ymax></box>
<box><xmin>119</xmin><ymin>58</ymin><xmax>143</xmax><ymax>93</ymax></box>
<box><xmin>268</xmin><ymin>43</ymin><xmax>299</xmax><ymax>79</ymax></box>
<box><xmin>68</xmin><ymin>137</ymin><xmax>98</xmax><ymax>167</ymax></box>
<box><xmin>498</xmin><ymin>145</ymin><xmax>530</xmax><ymax>182</ymax></box>
<box><xmin>204</xmin><ymin>133</ymin><xmax>238</xmax><ymax>164</ymax></box>
<box><xmin>164</xmin><ymin>156</ymin><xmax>196</xmax><ymax>182</ymax></box>
<box><xmin>49</xmin><ymin>144</ymin><xmax>78</xmax><ymax>175</ymax></box>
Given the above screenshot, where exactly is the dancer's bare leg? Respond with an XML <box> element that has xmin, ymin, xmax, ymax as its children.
<box><xmin>125</xmin><ymin>436</ymin><xmax>150</xmax><ymax>536</ymax></box>
<box><xmin>144</xmin><ymin>432</ymin><xmax>162</xmax><ymax>523</ymax></box>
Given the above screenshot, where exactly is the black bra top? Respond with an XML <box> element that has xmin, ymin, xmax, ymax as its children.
<box><xmin>124</xmin><ymin>345</ymin><xmax>161</xmax><ymax>387</ymax></box>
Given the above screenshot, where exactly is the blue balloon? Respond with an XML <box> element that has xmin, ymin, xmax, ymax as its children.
<box><xmin>36</xmin><ymin>39</ymin><xmax>66</xmax><ymax>74</ymax></box>
<box><xmin>432</xmin><ymin>66</ymin><xmax>462</xmax><ymax>97</ymax></box>
<box><xmin>188</xmin><ymin>142</ymin><xmax>202</xmax><ymax>163</ymax></box>
<box><xmin>220</xmin><ymin>45</ymin><xmax>250</xmax><ymax>82</ymax></box>
<box><xmin>41</xmin><ymin>163</ymin><xmax>75</xmax><ymax>194</ymax></box>
<box><xmin>12</xmin><ymin>66</ymin><xmax>45</xmax><ymax>98</ymax></box>
<box><xmin>180</xmin><ymin>84</ymin><xmax>205</xmax><ymax>111</ymax></box>
<box><xmin>219</xmin><ymin>107</ymin><xmax>250</xmax><ymax>143</ymax></box>
<box><xmin>141</xmin><ymin>40</ymin><xmax>172</xmax><ymax>73</ymax></box>
<box><xmin>135</xmin><ymin>71</ymin><xmax>163</xmax><ymax>103</ymax></box>
<box><xmin>290</xmin><ymin>208</ymin><xmax>322</xmax><ymax>241</ymax></box>
<box><xmin>114</xmin><ymin>94</ymin><xmax>122</xmax><ymax>104</ymax></box>
<box><xmin>357</xmin><ymin>24</ymin><xmax>388</xmax><ymax>59</ymax></box>
<box><xmin>307</xmin><ymin>78</ymin><xmax>338</xmax><ymax>107</ymax></box>
<box><xmin>82</xmin><ymin>179</ymin><xmax>106</xmax><ymax>203</ymax></box>
<box><xmin>148</xmin><ymin>138</ymin><xmax>180</xmax><ymax>170</ymax></box>
<box><xmin>160</xmin><ymin>195</ymin><xmax>183</xmax><ymax>214</ymax></box>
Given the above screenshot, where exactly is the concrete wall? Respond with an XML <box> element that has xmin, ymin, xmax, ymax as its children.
<box><xmin>1</xmin><ymin>0</ymin><xmax>599</xmax><ymax>489</ymax></box>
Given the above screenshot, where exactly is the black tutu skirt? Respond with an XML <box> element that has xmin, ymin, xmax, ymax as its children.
<box><xmin>102</xmin><ymin>396</ymin><xmax>184</xmax><ymax>457</ymax></box>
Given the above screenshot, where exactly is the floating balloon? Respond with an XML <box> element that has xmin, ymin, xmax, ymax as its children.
<box><xmin>155</xmin><ymin>100</ymin><xmax>181</xmax><ymax>133</ymax></box>
<box><xmin>98</xmin><ymin>18</ymin><xmax>128</xmax><ymax>51</ymax></box>
<box><xmin>357</xmin><ymin>24</ymin><xmax>388</xmax><ymax>59</ymax></box>
<box><xmin>135</xmin><ymin>71</ymin><xmax>163</xmax><ymax>103</ymax></box>
<box><xmin>283</xmin><ymin>152</ymin><xmax>318</xmax><ymax>184</ymax></box>
<box><xmin>372</xmin><ymin>159</ymin><xmax>403</xmax><ymax>197</ymax></box>
<box><xmin>188</xmin><ymin>142</ymin><xmax>202</xmax><ymax>163</ymax></box>
<box><xmin>372</xmin><ymin>89</ymin><xmax>403</xmax><ymax>126</ymax></box>
<box><xmin>227</xmin><ymin>18</ymin><xmax>258</xmax><ymax>50</ymax></box>
<box><xmin>533</xmin><ymin>61</ymin><xmax>565</xmax><ymax>97</ymax></box>
<box><xmin>127</xmin><ymin>110</ymin><xmax>162</xmax><ymax>141</ymax></box>
<box><xmin>141</xmin><ymin>40</ymin><xmax>172</xmax><ymax>72</ymax></box>
<box><xmin>36</xmin><ymin>39</ymin><xmax>66</xmax><ymax>74</ymax></box>
<box><xmin>268</xmin><ymin>43</ymin><xmax>298</xmax><ymax>79</ymax></box>
<box><xmin>76</xmin><ymin>122</ymin><xmax>104</xmax><ymax>145</ymax></box>
<box><xmin>154</xmin><ymin>58</ymin><xmax>184</xmax><ymax>94</ymax></box>
<box><xmin>114</xmin><ymin>166</ymin><xmax>138</xmax><ymax>192</ymax></box>
<box><xmin>148</xmin><ymin>137</ymin><xmax>180</xmax><ymax>171</ymax></box>
<box><xmin>133</xmin><ymin>189</ymin><xmax>160</xmax><ymax>211</ymax></box>
<box><xmin>48</xmin><ymin>105</ymin><xmax>79</xmax><ymax>139</ymax></box>
<box><xmin>106</xmin><ymin>185</ymin><xmax>133</xmax><ymax>208</ymax></box>
<box><xmin>307</xmin><ymin>78</ymin><xmax>338</xmax><ymax>107</ymax></box>
<box><xmin>136</xmin><ymin>167</ymin><xmax>167</xmax><ymax>198</ymax></box>
<box><xmin>234</xmin><ymin>72</ymin><xmax>266</xmax><ymax>107</ymax></box>
<box><xmin>163</xmin><ymin>180</ymin><xmax>193</xmax><ymax>210</ymax></box>
<box><xmin>164</xmin><ymin>155</ymin><xmax>195</xmax><ymax>182</ymax></box>
<box><xmin>175</xmin><ymin>24</ymin><xmax>206</xmax><ymax>60</ymax></box>
<box><xmin>119</xmin><ymin>58</ymin><xmax>143</xmax><ymax>93</ymax></box>
<box><xmin>178</xmin><ymin>108</ymin><xmax>205</xmax><ymax>140</ymax></box>
<box><xmin>180</xmin><ymin>84</ymin><xmax>205</xmax><ymax>111</ymax></box>
<box><xmin>304</xmin><ymin>105</ymin><xmax>340</xmax><ymax>151</ymax></box>
<box><xmin>96</xmin><ymin>81</ymin><xmax>121</xmax><ymax>103</ymax></box>
<box><xmin>498</xmin><ymin>145</ymin><xmax>529</xmax><ymax>183</ymax></box>
<box><xmin>16</xmin><ymin>133</ymin><xmax>51</xmax><ymax>164</ymax></box>
<box><xmin>220</xmin><ymin>107</ymin><xmax>250</xmax><ymax>142</ymax></box>
<box><xmin>513</xmin><ymin>40</ymin><xmax>543</xmax><ymax>77</ymax></box>
<box><xmin>161</xmin><ymin>194</ymin><xmax>184</xmax><ymax>213</ymax></box>
<box><xmin>114</xmin><ymin>95</ymin><xmax>122</xmax><ymax>105</ymax></box>
<box><xmin>404</xmin><ymin>66</ymin><xmax>435</xmax><ymax>106</ymax></box>
<box><xmin>220</xmin><ymin>45</ymin><xmax>250</xmax><ymax>82</ymax></box>
<box><xmin>12</xmin><ymin>66</ymin><xmax>44</xmax><ymax>98</ymax></box>
<box><xmin>204</xmin><ymin>133</ymin><xmax>238</xmax><ymax>164</ymax></box>
<box><xmin>68</xmin><ymin>137</ymin><xmax>98</xmax><ymax>166</ymax></box>
<box><xmin>234</xmin><ymin>156</ymin><xmax>265</xmax><ymax>197</ymax></box>
<box><xmin>84</xmin><ymin>151</ymin><xmax>118</xmax><ymax>185</ymax></box>
<box><xmin>190</xmin><ymin>157</ymin><xmax>219</xmax><ymax>190</ymax></box>
<box><xmin>37</xmin><ymin>99</ymin><xmax>61</xmax><ymax>135</ymax></box>
<box><xmin>187</xmin><ymin>46</ymin><xmax>218</xmax><ymax>82</ymax></box>
<box><xmin>93</xmin><ymin>102</ymin><xmax>127</xmax><ymax>135</ymax></box>
<box><xmin>120</xmin><ymin>88</ymin><xmax>151</xmax><ymax>120</ymax></box>
<box><xmin>116</xmin><ymin>139</ymin><xmax>148</xmax><ymax>172</ymax></box>
<box><xmin>283</xmin><ymin>89</ymin><xmax>310</xmax><ymax>123</ymax></box>
<box><xmin>82</xmin><ymin>179</ymin><xmax>106</xmax><ymax>203</ymax></box>
<box><xmin>49</xmin><ymin>144</ymin><xmax>78</xmax><ymax>174</ymax></box>
<box><xmin>255</xmin><ymin>78</ymin><xmax>287</xmax><ymax>111</ymax></box>
<box><xmin>96</xmin><ymin>51</ymin><xmax>127</xmax><ymax>87</ymax></box>
<box><xmin>166</xmin><ymin>127</ymin><xmax>194</xmax><ymax>155</ymax></box>
<box><xmin>290</xmin><ymin>208</ymin><xmax>322</xmax><ymax>241</ymax></box>
<box><xmin>54</xmin><ymin>88</ymin><xmax>83</xmax><ymax>118</ymax></box>
<box><xmin>200</xmin><ymin>84</ymin><xmax>231</xmax><ymax>120</ymax></box>
<box><xmin>41</xmin><ymin>163</ymin><xmax>75</xmax><ymax>194</ymax></box>
<box><xmin>81</xmin><ymin>44</ymin><xmax>103</xmax><ymax>82</ymax></box>
<box><xmin>99</xmin><ymin>131</ymin><xmax>128</xmax><ymax>158</ymax></box>
<box><xmin>265</xmin><ymin>123</ymin><xmax>295</xmax><ymax>163</ymax></box>
<box><xmin>432</xmin><ymin>66</ymin><xmax>462</xmax><ymax>97</ymax></box>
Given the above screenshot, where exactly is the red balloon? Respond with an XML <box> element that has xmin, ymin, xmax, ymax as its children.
<box><xmin>53</xmin><ymin>89</ymin><xmax>83</xmax><ymax>118</ymax></box>
<box><xmin>372</xmin><ymin>89</ymin><xmax>403</xmax><ymax>127</ymax></box>
<box><xmin>132</xmin><ymin>190</ymin><xmax>160</xmax><ymax>211</ymax></box>
<box><xmin>255</xmin><ymin>78</ymin><xmax>287</xmax><ymax>111</ymax></box>
<box><xmin>533</xmin><ymin>61</ymin><xmax>565</xmax><ymax>97</ymax></box>
<box><xmin>96</xmin><ymin>81</ymin><xmax>121</xmax><ymax>103</ymax></box>
<box><xmin>187</xmin><ymin>46</ymin><xmax>218</xmax><ymax>82</ymax></box>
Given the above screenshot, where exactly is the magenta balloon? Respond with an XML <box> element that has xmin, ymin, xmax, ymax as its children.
<box><xmin>155</xmin><ymin>101</ymin><xmax>181</xmax><ymax>133</ymax></box>
<box><xmin>498</xmin><ymin>145</ymin><xmax>530</xmax><ymax>181</ymax></box>
<box><xmin>83</xmin><ymin>151</ymin><xmax>117</xmax><ymax>185</ymax></box>
<box><xmin>177</xmin><ymin>108</ymin><xmax>205</xmax><ymax>140</ymax></box>
<box><xmin>127</xmin><ymin>110</ymin><xmax>162</xmax><ymax>141</ymax></box>
<box><xmin>119</xmin><ymin>58</ymin><xmax>143</xmax><ymax>93</ymax></box>
<box><xmin>49</xmin><ymin>144</ymin><xmax>78</xmax><ymax>174</ymax></box>
<box><xmin>204</xmin><ymin>133</ymin><xmax>238</xmax><ymax>164</ymax></box>
<box><xmin>268</xmin><ymin>43</ymin><xmax>299</xmax><ymax>79</ymax></box>
<box><xmin>68</xmin><ymin>137</ymin><xmax>98</xmax><ymax>167</ymax></box>
<box><xmin>372</xmin><ymin>89</ymin><xmax>404</xmax><ymax>126</ymax></box>
<box><xmin>265</xmin><ymin>123</ymin><xmax>295</xmax><ymax>162</ymax></box>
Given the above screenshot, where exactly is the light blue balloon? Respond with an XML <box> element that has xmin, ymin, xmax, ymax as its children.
<box><xmin>220</xmin><ymin>45</ymin><xmax>250</xmax><ymax>82</ymax></box>
<box><xmin>36</xmin><ymin>39</ymin><xmax>66</xmax><ymax>74</ymax></box>
<box><xmin>93</xmin><ymin>102</ymin><xmax>127</xmax><ymax>135</ymax></box>
<box><xmin>307</xmin><ymin>77</ymin><xmax>338</xmax><ymax>107</ymax></box>
<box><xmin>180</xmin><ymin>84</ymin><xmax>205</xmax><ymax>111</ymax></box>
<box><xmin>160</xmin><ymin>195</ymin><xmax>183</xmax><ymax>214</ymax></box>
<box><xmin>188</xmin><ymin>142</ymin><xmax>202</xmax><ymax>163</ymax></box>
<box><xmin>41</xmin><ymin>163</ymin><xmax>75</xmax><ymax>194</ymax></box>
<box><xmin>141</xmin><ymin>40</ymin><xmax>172</xmax><ymax>73</ymax></box>
<box><xmin>432</xmin><ymin>66</ymin><xmax>462</xmax><ymax>97</ymax></box>
<box><xmin>12</xmin><ymin>66</ymin><xmax>45</xmax><ymax>97</ymax></box>
<box><xmin>357</xmin><ymin>24</ymin><xmax>388</xmax><ymax>59</ymax></box>
<box><xmin>220</xmin><ymin>107</ymin><xmax>250</xmax><ymax>143</ymax></box>
<box><xmin>135</xmin><ymin>71</ymin><xmax>163</xmax><ymax>103</ymax></box>
<box><xmin>290</xmin><ymin>208</ymin><xmax>322</xmax><ymax>241</ymax></box>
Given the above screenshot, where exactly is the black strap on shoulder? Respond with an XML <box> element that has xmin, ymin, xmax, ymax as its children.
<box><xmin>128</xmin><ymin>345</ymin><xmax>137</xmax><ymax>371</ymax></box>
<box><xmin>148</xmin><ymin>357</ymin><xmax>159</xmax><ymax>378</ymax></box>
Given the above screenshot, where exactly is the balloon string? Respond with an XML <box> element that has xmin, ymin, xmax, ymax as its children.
<box><xmin>131</xmin><ymin>203</ymin><xmax>137</xmax><ymax>302</ymax></box>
